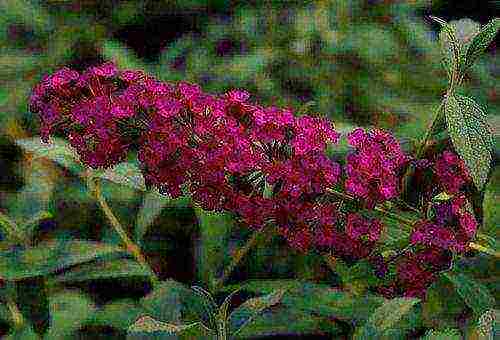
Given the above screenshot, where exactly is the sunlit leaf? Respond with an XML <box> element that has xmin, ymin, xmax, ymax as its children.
<box><xmin>15</xmin><ymin>137</ymin><xmax>84</xmax><ymax>175</ymax></box>
<box><xmin>127</xmin><ymin>315</ymin><xmax>200</xmax><ymax>334</ymax></box>
<box><xmin>353</xmin><ymin>297</ymin><xmax>420</xmax><ymax>339</ymax></box>
<box><xmin>444</xmin><ymin>94</ymin><xmax>493</xmax><ymax>190</ymax></box>
<box><xmin>464</xmin><ymin>18</ymin><xmax>500</xmax><ymax>71</ymax></box>
<box><xmin>91</xmin><ymin>161</ymin><xmax>146</xmax><ymax>191</ymax></box>
<box><xmin>422</xmin><ymin>327</ymin><xmax>462</xmax><ymax>339</ymax></box>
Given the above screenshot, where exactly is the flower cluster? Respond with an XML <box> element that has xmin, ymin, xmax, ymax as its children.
<box><xmin>30</xmin><ymin>63</ymin><xmax>480</xmax><ymax>300</ymax></box>
<box><xmin>345</xmin><ymin>128</ymin><xmax>409</xmax><ymax>208</ymax></box>
<box><xmin>379</xmin><ymin>155</ymin><xmax>477</xmax><ymax>298</ymax></box>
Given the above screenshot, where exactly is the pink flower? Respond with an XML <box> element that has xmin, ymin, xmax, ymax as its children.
<box><xmin>433</xmin><ymin>151</ymin><xmax>471</xmax><ymax>194</ymax></box>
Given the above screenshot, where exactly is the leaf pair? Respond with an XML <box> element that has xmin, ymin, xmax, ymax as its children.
<box><xmin>431</xmin><ymin>17</ymin><xmax>498</xmax><ymax>191</ymax></box>
<box><xmin>126</xmin><ymin>280</ymin><xmax>286</xmax><ymax>339</ymax></box>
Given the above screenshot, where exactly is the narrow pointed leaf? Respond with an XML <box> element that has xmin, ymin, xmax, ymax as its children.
<box><xmin>229</xmin><ymin>289</ymin><xmax>286</xmax><ymax>337</ymax></box>
<box><xmin>444</xmin><ymin>94</ymin><xmax>493</xmax><ymax>190</ymax></box>
<box><xmin>430</xmin><ymin>16</ymin><xmax>461</xmax><ymax>79</ymax></box>
<box><xmin>53</xmin><ymin>258</ymin><xmax>153</xmax><ymax>283</ymax></box>
<box><xmin>0</xmin><ymin>239</ymin><xmax>126</xmax><ymax>280</ymax></box>
<box><xmin>128</xmin><ymin>315</ymin><xmax>200</xmax><ymax>334</ymax></box>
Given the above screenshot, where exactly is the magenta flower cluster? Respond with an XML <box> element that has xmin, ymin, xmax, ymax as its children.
<box><xmin>30</xmin><ymin>63</ymin><xmax>479</xmax><ymax>299</ymax></box>
<box><xmin>345</xmin><ymin>128</ymin><xmax>409</xmax><ymax>208</ymax></box>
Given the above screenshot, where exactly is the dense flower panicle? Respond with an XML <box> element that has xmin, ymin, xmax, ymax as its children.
<box><xmin>410</xmin><ymin>195</ymin><xmax>477</xmax><ymax>253</ymax></box>
<box><xmin>433</xmin><ymin>151</ymin><xmax>471</xmax><ymax>194</ymax></box>
<box><xmin>291</xmin><ymin>116</ymin><xmax>340</xmax><ymax>155</ymax></box>
<box><xmin>396</xmin><ymin>256</ymin><xmax>436</xmax><ymax>298</ymax></box>
<box><xmin>345</xmin><ymin>213</ymin><xmax>383</xmax><ymax>242</ymax></box>
<box><xmin>31</xmin><ymin>63</ymin><xmax>483</xmax><ymax>300</ymax></box>
<box><xmin>345</xmin><ymin>128</ymin><xmax>409</xmax><ymax>208</ymax></box>
<box><xmin>266</xmin><ymin>152</ymin><xmax>341</xmax><ymax>198</ymax></box>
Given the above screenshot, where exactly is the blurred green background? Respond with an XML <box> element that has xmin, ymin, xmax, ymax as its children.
<box><xmin>0</xmin><ymin>1</ymin><xmax>498</xmax><ymax>338</ymax></box>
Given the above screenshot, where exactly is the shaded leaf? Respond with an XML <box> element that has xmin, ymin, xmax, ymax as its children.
<box><xmin>230</xmin><ymin>280</ymin><xmax>386</xmax><ymax>324</ymax></box>
<box><xmin>444</xmin><ymin>94</ymin><xmax>493</xmax><ymax>190</ymax></box>
<box><xmin>232</xmin><ymin>304</ymin><xmax>341</xmax><ymax>339</ymax></box>
<box><xmin>4</xmin><ymin>324</ymin><xmax>40</xmax><ymax>340</ymax></box>
<box><xmin>89</xmin><ymin>299</ymin><xmax>144</xmax><ymax>331</ymax></box>
<box><xmin>44</xmin><ymin>290</ymin><xmax>96</xmax><ymax>339</ymax></box>
<box><xmin>229</xmin><ymin>289</ymin><xmax>286</xmax><ymax>337</ymax></box>
<box><xmin>0</xmin><ymin>239</ymin><xmax>126</xmax><ymax>280</ymax></box>
<box><xmin>53</xmin><ymin>258</ymin><xmax>153</xmax><ymax>283</ymax></box>
<box><xmin>464</xmin><ymin>18</ymin><xmax>500</xmax><ymax>71</ymax></box>
<box><xmin>194</xmin><ymin>207</ymin><xmax>234</xmax><ymax>290</ymax></box>
<box><xmin>444</xmin><ymin>272</ymin><xmax>495</xmax><ymax>317</ymax></box>
<box><xmin>140</xmin><ymin>280</ymin><xmax>212</xmax><ymax>328</ymax></box>
<box><xmin>135</xmin><ymin>189</ymin><xmax>190</xmax><ymax>244</ymax></box>
<box><xmin>353</xmin><ymin>297</ymin><xmax>420</xmax><ymax>339</ymax></box>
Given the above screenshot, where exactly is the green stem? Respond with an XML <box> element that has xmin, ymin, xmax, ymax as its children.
<box><xmin>89</xmin><ymin>177</ymin><xmax>160</xmax><ymax>287</ymax></box>
<box><xmin>325</xmin><ymin>188</ymin><xmax>416</xmax><ymax>227</ymax></box>
<box><xmin>214</xmin><ymin>225</ymin><xmax>272</xmax><ymax>291</ymax></box>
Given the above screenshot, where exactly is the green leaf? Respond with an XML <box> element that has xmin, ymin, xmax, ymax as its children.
<box><xmin>230</xmin><ymin>280</ymin><xmax>386</xmax><ymax>324</ymax></box>
<box><xmin>140</xmin><ymin>280</ymin><xmax>212</xmax><ymax>328</ymax></box>
<box><xmin>44</xmin><ymin>290</ymin><xmax>96</xmax><ymax>340</ymax></box>
<box><xmin>421</xmin><ymin>328</ymin><xmax>462</xmax><ymax>340</ymax></box>
<box><xmin>89</xmin><ymin>299</ymin><xmax>144</xmax><ymax>331</ymax></box>
<box><xmin>4</xmin><ymin>324</ymin><xmax>40</xmax><ymax>340</ymax></box>
<box><xmin>464</xmin><ymin>18</ymin><xmax>500</xmax><ymax>71</ymax></box>
<box><xmin>0</xmin><ymin>239</ymin><xmax>126</xmax><ymax>280</ymax></box>
<box><xmin>135</xmin><ymin>189</ymin><xmax>191</xmax><ymax>244</ymax></box>
<box><xmin>91</xmin><ymin>161</ymin><xmax>146</xmax><ymax>191</ymax></box>
<box><xmin>3</xmin><ymin>160</ymin><xmax>56</xmax><ymax>239</ymax></box>
<box><xmin>444</xmin><ymin>94</ymin><xmax>493</xmax><ymax>190</ymax></box>
<box><xmin>53</xmin><ymin>258</ymin><xmax>153</xmax><ymax>283</ymax></box>
<box><xmin>127</xmin><ymin>315</ymin><xmax>201</xmax><ymax>334</ymax></box>
<box><xmin>353</xmin><ymin>297</ymin><xmax>420</xmax><ymax>339</ymax></box>
<box><xmin>194</xmin><ymin>207</ymin><xmax>234</xmax><ymax>291</ymax></box>
<box><xmin>444</xmin><ymin>272</ymin><xmax>495</xmax><ymax>317</ymax></box>
<box><xmin>231</xmin><ymin>304</ymin><xmax>341</xmax><ymax>338</ymax></box>
<box><xmin>229</xmin><ymin>289</ymin><xmax>286</xmax><ymax>337</ymax></box>
<box><xmin>15</xmin><ymin>137</ymin><xmax>84</xmax><ymax>175</ymax></box>
<box><xmin>430</xmin><ymin>16</ymin><xmax>461</xmax><ymax>81</ymax></box>
<box><xmin>101</xmin><ymin>40</ymin><xmax>150</xmax><ymax>71</ymax></box>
